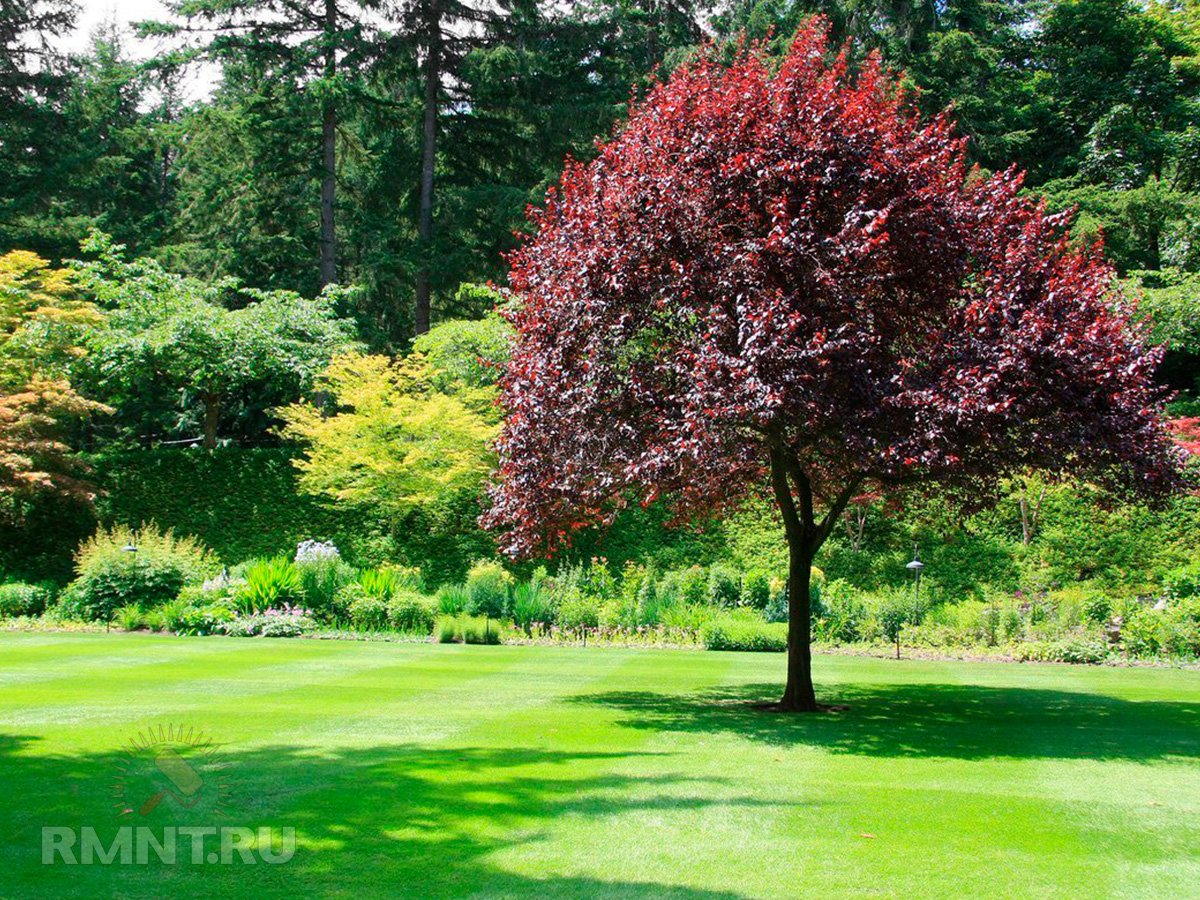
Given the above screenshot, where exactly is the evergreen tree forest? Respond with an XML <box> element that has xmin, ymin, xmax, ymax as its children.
<box><xmin>3</xmin><ymin>0</ymin><xmax>1200</xmax><ymax>600</ymax></box>
<box><xmin>4</xmin><ymin>0</ymin><xmax>1199</xmax><ymax>391</ymax></box>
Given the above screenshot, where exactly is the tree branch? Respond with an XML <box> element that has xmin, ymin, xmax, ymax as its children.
<box><xmin>769</xmin><ymin>448</ymin><xmax>804</xmax><ymax>546</ymax></box>
<box><xmin>777</xmin><ymin>451</ymin><xmax>815</xmax><ymax>530</ymax></box>
<box><xmin>816</xmin><ymin>473</ymin><xmax>864</xmax><ymax>546</ymax></box>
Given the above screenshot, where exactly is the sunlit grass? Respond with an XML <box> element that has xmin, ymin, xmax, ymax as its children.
<box><xmin>1</xmin><ymin>633</ymin><xmax>1198</xmax><ymax>898</ymax></box>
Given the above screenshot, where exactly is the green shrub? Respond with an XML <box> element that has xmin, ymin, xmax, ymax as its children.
<box><xmin>387</xmin><ymin>591</ymin><xmax>435</xmax><ymax>634</ymax></box>
<box><xmin>1002</xmin><ymin>606</ymin><xmax>1023</xmax><ymax>642</ymax></box>
<box><xmin>707</xmin><ymin>565</ymin><xmax>741</xmax><ymax>608</ymax></box>
<box><xmin>113</xmin><ymin>604</ymin><xmax>146</xmax><ymax>631</ymax></box>
<box><xmin>181</xmin><ymin>575</ymin><xmax>242</xmax><ymax>608</ymax></box>
<box><xmin>65</xmin><ymin>524</ymin><xmax>220</xmax><ymax>622</ymax></box>
<box><xmin>413</xmin><ymin>313</ymin><xmax>512</xmax><ymax>389</ymax></box>
<box><xmin>1082</xmin><ymin>594</ymin><xmax>1112</xmax><ymax>626</ymax></box>
<box><xmin>555</xmin><ymin>590</ymin><xmax>602</xmax><ymax>630</ymax></box>
<box><xmin>1164</xmin><ymin>599</ymin><xmax>1200</xmax><ymax>656</ymax></box>
<box><xmin>542</xmin><ymin>560</ymin><xmax>618</xmax><ymax>627</ymax></box>
<box><xmin>296</xmin><ymin>555</ymin><xmax>357</xmax><ymax>618</ymax></box>
<box><xmin>153</xmin><ymin>596</ymin><xmax>193</xmax><ymax>633</ymax></box>
<box><xmin>702</xmin><ymin>617</ymin><xmax>788</xmax><ymax>652</ymax></box>
<box><xmin>1040</xmin><ymin>585</ymin><xmax>1107</xmax><ymax>629</ymax></box>
<box><xmin>237</xmin><ymin>558</ymin><xmax>305</xmax><ymax>614</ymax></box>
<box><xmin>436</xmin><ymin>615</ymin><xmax>458</xmax><ymax>643</ymax></box>
<box><xmin>1016</xmin><ymin>639</ymin><xmax>1109</xmax><ymax>665</ymax></box>
<box><xmin>635</xmin><ymin>570</ymin><xmax>665</xmax><ymax>625</ymax></box>
<box><xmin>349</xmin><ymin>594</ymin><xmax>390</xmax><ymax>631</ymax></box>
<box><xmin>331</xmin><ymin>581</ymin><xmax>368</xmax><ymax>621</ymax></box>
<box><xmin>1126</xmin><ymin>600</ymin><xmax>1200</xmax><ymax>658</ymax></box>
<box><xmin>1164</xmin><ymin>562</ymin><xmax>1200</xmax><ymax>600</ymax></box>
<box><xmin>980</xmin><ymin>604</ymin><xmax>1002</xmax><ymax>646</ymax></box>
<box><xmin>658</xmin><ymin>566</ymin><xmax>708</xmax><ymax>607</ymax></box>
<box><xmin>597</xmin><ymin>564</ymin><xmax>649</xmax><ymax>629</ymax></box>
<box><xmin>814</xmin><ymin>580</ymin><xmax>866</xmax><ymax>643</ymax></box>
<box><xmin>0</xmin><ymin>582</ymin><xmax>53</xmax><ymax>617</ymax></box>
<box><xmin>174</xmin><ymin>601</ymin><xmax>236</xmax><ymax>636</ymax></box>
<box><xmin>466</xmin><ymin>560</ymin><xmax>512</xmax><ymax>618</ymax></box>
<box><xmin>1120</xmin><ymin>607</ymin><xmax>1156</xmax><ymax>656</ymax></box>
<box><xmin>878</xmin><ymin>597</ymin><xmax>908</xmax><ymax>654</ymax></box>
<box><xmin>740</xmin><ymin>571</ymin><xmax>771</xmax><ymax>610</ymax></box>
<box><xmin>659</xmin><ymin>602</ymin><xmax>718</xmax><ymax>631</ymax></box>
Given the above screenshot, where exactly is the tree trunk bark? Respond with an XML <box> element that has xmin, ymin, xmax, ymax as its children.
<box><xmin>202</xmin><ymin>393</ymin><xmax>219</xmax><ymax>450</ymax></box>
<box><xmin>415</xmin><ymin>0</ymin><xmax>440</xmax><ymax>336</ymax></box>
<box><xmin>319</xmin><ymin>106</ymin><xmax>337</xmax><ymax>287</ymax></box>
<box><xmin>319</xmin><ymin>0</ymin><xmax>338</xmax><ymax>288</ymax></box>
<box><xmin>780</xmin><ymin>539</ymin><xmax>818</xmax><ymax>711</ymax></box>
<box><xmin>1018</xmin><ymin>481</ymin><xmax>1045</xmax><ymax>546</ymax></box>
<box><xmin>769</xmin><ymin>447</ymin><xmax>862</xmax><ymax>712</ymax></box>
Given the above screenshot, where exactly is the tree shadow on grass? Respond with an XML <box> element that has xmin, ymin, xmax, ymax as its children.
<box><xmin>0</xmin><ymin>735</ymin><xmax>756</xmax><ymax>899</ymax></box>
<box><xmin>575</xmin><ymin>682</ymin><xmax>1200</xmax><ymax>762</ymax></box>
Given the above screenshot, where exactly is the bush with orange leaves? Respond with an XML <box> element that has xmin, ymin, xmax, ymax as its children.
<box><xmin>0</xmin><ymin>251</ymin><xmax>109</xmax><ymax>499</ymax></box>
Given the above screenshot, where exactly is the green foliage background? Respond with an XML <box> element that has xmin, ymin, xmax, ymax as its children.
<box><xmin>5</xmin><ymin>446</ymin><xmax>1194</xmax><ymax>610</ymax></box>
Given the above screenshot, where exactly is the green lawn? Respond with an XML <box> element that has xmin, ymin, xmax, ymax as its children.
<box><xmin>1</xmin><ymin>633</ymin><xmax>1198</xmax><ymax>898</ymax></box>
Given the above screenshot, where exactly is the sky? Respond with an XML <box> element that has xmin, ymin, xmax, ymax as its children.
<box><xmin>65</xmin><ymin>0</ymin><xmax>218</xmax><ymax>99</ymax></box>
<box><xmin>66</xmin><ymin>0</ymin><xmax>173</xmax><ymax>53</ymax></box>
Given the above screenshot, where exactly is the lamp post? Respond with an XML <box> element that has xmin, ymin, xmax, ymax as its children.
<box><xmin>906</xmin><ymin>545</ymin><xmax>924</xmax><ymax>607</ymax></box>
<box><xmin>113</xmin><ymin>544</ymin><xmax>138</xmax><ymax>633</ymax></box>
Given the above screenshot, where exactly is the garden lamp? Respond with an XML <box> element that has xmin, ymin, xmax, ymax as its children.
<box><xmin>121</xmin><ymin>544</ymin><xmax>138</xmax><ymax>553</ymax></box>
<box><xmin>906</xmin><ymin>545</ymin><xmax>924</xmax><ymax>600</ymax></box>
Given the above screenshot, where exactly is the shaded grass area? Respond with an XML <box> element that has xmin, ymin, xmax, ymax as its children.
<box><xmin>0</xmin><ymin>633</ymin><xmax>1198</xmax><ymax>898</ymax></box>
<box><xmin>576</xmin><ymin>682</ymin><xmax>1200</xmax><ymax>761</ymax></box>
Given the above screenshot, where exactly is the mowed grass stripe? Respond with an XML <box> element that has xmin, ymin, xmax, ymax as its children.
<box><xmin>1</xmin><ymin>635</ymin><xmax>1198</xmax><ymax>899</ymax></box>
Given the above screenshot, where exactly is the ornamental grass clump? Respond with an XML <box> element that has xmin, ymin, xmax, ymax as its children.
<box><xmin>237</xmin><ymin>557</ymin><xmax>305</xmax><ymax>614</ymax></box>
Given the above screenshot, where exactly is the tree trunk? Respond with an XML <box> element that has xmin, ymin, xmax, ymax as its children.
<box><xmin>415</xmin><ymin>0</ymin><xmax>441</xmax><ymax>336</ymax></box>
<box><xmin>202</xmin><ymin>393</ymin><xmax>219</xmax><ymax>450</ymax></box>
<box><xmin>844</xmin><ymin>503</ymin><xmax>866</xmax><ymax>552</ymax></box>
<box><xmin>780</xmin><ymin>539</ymin><xmax>818</xmax><ymax>711</ymax></box>
<box><xmin>1018</xmin><ymin>482</ymin><xmax>1046</xmax><ymax>546</ymax></box>
<box><xmin>769</xmin><ymin>447</ymin><xmax>861</xmax><ymax>712</ymax></box>
<box><xmin>319</xmin><ymin>0</ymin><xmax>338</xmax><ymax>288</ymax></box>
<box><xmin>1019</xmin><ymin>490</ymin><xmax>1030</xmax><ymax>545</ymax></box>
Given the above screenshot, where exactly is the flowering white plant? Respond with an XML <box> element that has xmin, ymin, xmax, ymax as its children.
<box><xmin>295</xmin><ymin>540</ymin><xmax>340</xmax><ymax>564</ymax></box>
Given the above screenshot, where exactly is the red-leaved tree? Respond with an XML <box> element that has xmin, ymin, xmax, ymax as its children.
<box><xmin>483</xmin><ymin>22</ymin><xmax>1185</xmax><ymax>711</ymax></box>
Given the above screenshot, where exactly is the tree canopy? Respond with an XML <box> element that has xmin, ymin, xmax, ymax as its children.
<box><xmin>279</xmin><ymin>352</ymin><xmax>498</xmax><ymax>514</ymax></box>
<box><xmin>0</xmin><ymin>250</ymin><xmax>107</xmax><ymax>497</ymax></box>
<box><xmin>75</xmin><ymin>233</ymin><xmax>359</xmax><ymax>448</ymax></box>
<box><xmin>484</xmin><ymin>22</ymin><xmax>1186</xmax><ymax>709</ymax></box>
